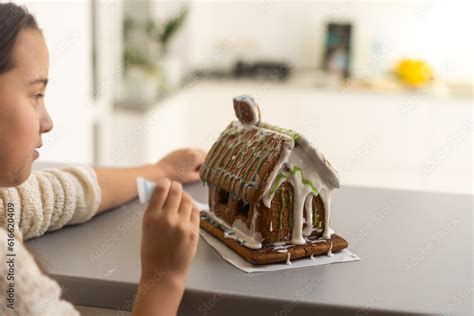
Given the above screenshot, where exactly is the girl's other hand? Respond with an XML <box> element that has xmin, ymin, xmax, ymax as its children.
<box><xmin>155</xmin><ymin>148</ymin><xmax>206</xmax><ymax>184</ymax></box>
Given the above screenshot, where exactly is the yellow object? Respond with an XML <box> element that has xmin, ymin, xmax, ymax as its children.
<box><xmin>396</xmin><ymin>59</ymin><xmax>433</xmax><ymax>87</ymax></box>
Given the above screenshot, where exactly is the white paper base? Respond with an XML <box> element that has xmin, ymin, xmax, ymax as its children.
<box><xmin>194</xmin><ymin>201</ymin><xmax>361</xmax><ymax>273</ymax></box>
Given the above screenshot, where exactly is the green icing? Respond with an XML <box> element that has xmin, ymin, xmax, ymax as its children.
<box><xmin>268</xmin><ymin>166</ymin><xmax>319</xmax><ymax>200</ymax></box>
<box><xmin>261</xmin><ymin>122</ymin><xmax>301</xmax><ymax>144</ymax></box>
<box><xmin>289</xmin><ymin>166</ymin><xmax>319</xmax><ymax>194</ymax></box>
<box><xmin>269</xmin><ymin>173</ymin><xmax>287</xmax><ymax>196</ymax></box>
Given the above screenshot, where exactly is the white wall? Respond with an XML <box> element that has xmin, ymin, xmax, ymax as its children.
<box><xmin>24</xmin><ymin>1</ymin><xmax>94</xmax><ymax>164</ymax></box>
<box><xmin>182</xmin><ymin>1</ymin><xmax>473</xmax><ymax>82</ymax></box>
<box><xmin>92</xmin><ymin>0</ymin><xmax>124</xmax><ymax>166</ymax></box>
<box><xmin>24</xmin><ymin>0</ymin><xmax>124</xmax><ymax>165</ymax></box>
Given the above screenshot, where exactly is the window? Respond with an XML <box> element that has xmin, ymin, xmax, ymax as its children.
<box><xmin>236</xmin><ymin>200</ymin><xmax>250</xmax><ymax>216</ymax></box>
<box><xmin>219</xmin><ymin>189</ymin><xmax>229</xmax><ymax>204</ymax></box>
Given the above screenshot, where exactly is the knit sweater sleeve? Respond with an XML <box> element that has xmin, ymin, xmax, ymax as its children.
<box><xmin>0</xmin><ymin>227</ymin><xmax>80</xmax><ymax>315</ymax></box>
<box><xmin>0</xmin><ymin>166</ymin><xmax>101</xmax><ymax>241</ymax></box>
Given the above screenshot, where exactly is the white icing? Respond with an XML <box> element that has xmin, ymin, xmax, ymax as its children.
<box><xmin>286</xmin><ymin>252</ymin><xmax>292</xmax><ymax>265</ymax></box>
<box><xmin>311</xmin><ymin>239</ymin><xmax>327</xmax><ymax>244</ymax></box>
<box><xmin>327</xmin><ymin>241</ymin><xmax>334</xmax><ymax>257</ymax></box>
<box><xmin>201</xmin><ymin>208</ymin><xmax>263</xmax><ymax>249</ymax></box>
<box><xmin>271</xmin><ymin>244</ymin><xmax>293</xmax><ymax>252</ymax></box>
<box><xmin>262</xmin><ymin>145</ymin><xmax>334</xmax><ymax>244</ymax></box>
<box><xmin>201</xmin><ymin>208</ymin><xmax>231</xmax><ymax>230</ymax></box>
<box><xmin>269</xmin><ymin>221</ymin><xmax>273</xmax><ymax>232</ymax></box>
<box><xmin>249</xmin><ymin>205</ymin><xmax>259</xmax><ymax>236</ymax></box>
<box><xmin>233</xmin><ymin>95</ymin><xmax>261</xmax><ymax>127</ymax></box>
<box><xmin>303</xmin><ymin>193</ymin><xmax>314</xmax><ymax>237</ymax></box>
<box><xmin>231</xmin><ymin>218</ymin><xmax>263</xmax><ymax>249</ymax></box>
<box><xmin>327</xmin><ymin>227</ymin><xmax>335</xmax><ymax>237</ymax></box>
<box><xmin>287</xmin><ymin>168</ymin><xmax>313</xmax><ymax>245</ymax></box>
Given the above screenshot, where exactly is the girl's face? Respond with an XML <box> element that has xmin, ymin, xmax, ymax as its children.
<box><xmin>0</xmin><ymin>29</ymin><xmax>53</xmax><ymax>187</ymax></box>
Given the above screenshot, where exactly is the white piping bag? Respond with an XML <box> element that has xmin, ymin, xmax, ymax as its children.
<box><xmin>136</xmin><ymin>177</ymin><xmax>156</xmax><ymax>204</ymax></box>
<box><xmin>136</xmin><ymin>177</ymin><xmax>210</xmax><ymax>211</ymax></box>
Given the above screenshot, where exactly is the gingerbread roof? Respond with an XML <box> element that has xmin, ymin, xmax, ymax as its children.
<box><xmin>200</xmin><ymin>95</ymin><xmax>340</xmax><ymax>205</ymax></box>
<box><xmin>200</xmin><ymin>121</ymin><xmax>294</xmax><ymax>205</ymax></box>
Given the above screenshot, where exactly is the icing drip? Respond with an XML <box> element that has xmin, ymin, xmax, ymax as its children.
<box><xmin>320</xmin><ymin>191</ymin><xmax>332</xmax><ymax>239</ymax></box>
<box><xmin>303</xmin><ymin>194</ymin><xmax>314</xmax><ymax>237</ymax></box>
<box><xmin>327</xmin><ymin>241</ymin><xmax>334</xmax><ymax>257</ymax></box>
<box><xmin>286</xmin><ymin>252</ymin><xmax>292</xmax><ymax>265</ymax></box>
<box><xmin>269</xmin><ymin>221</ymin><xmax>273</xmax><ymax>232</ymax></box>
<box><xmin>288</xmin><ymin>170</ymin><xmax>312</xmax><ymax>245</ymax></box>
<box><xmin>250</xmin><ymin>205</ymin><xmax>259</xmax><ymax>236</ymax></box>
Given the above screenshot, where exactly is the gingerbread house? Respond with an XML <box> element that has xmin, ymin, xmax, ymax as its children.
<box><xmin>200</xmin><ymin>95</ymin><xmax>348</xmax><ymax>264</ymax></box>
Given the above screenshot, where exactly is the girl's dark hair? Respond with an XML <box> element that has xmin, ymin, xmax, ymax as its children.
<box><xmin>0</xmin><ymin>3</ymin><xmax>40</xmax><ymax>74</ymax></box>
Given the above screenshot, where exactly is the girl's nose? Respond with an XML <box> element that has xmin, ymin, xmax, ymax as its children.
<box><xmin>40</xmin><ymin>108</ymin><xmax>54</xmax><ymax>134</ymax></box>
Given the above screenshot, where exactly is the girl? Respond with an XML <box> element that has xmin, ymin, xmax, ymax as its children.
<box><xmin>0</xmin><ymin>3</ymin><xmax>204</xmax><ymax>315</ymax></box>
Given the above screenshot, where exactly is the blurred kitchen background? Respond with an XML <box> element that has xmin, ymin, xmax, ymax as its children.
<box><xmin>26</xmin><ymin>0</ymin><xmax>472</xmax><ymax>195</ymax></box>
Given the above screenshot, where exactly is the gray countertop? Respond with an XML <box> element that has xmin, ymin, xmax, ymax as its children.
<box><xmin>27</xmin><ymin>164</ymin><xmax>472</xmax><ymax>315</ymax></box>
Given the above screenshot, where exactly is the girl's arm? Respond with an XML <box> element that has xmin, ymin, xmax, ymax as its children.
<box><xmin>95</xmin><ymin>147</ymin><xmax>205</xmax><ymax>213</ymax></box>
<box><xmin>0</xmin><ymin>148</ymin><xmax>205</xmax><ymax>241</ymax></box>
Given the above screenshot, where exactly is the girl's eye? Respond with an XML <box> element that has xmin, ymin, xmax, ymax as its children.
<box><xmin>33</xmin><ymin>93</ymin><xmax>44</xmax><ymax>105</ymax></box>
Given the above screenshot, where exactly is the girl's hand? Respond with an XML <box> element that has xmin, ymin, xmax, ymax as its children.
<box><xmin>140</xmin><ymin>178</ymin><xmax>199</xmax><ymax>284</ymax></box>
<box><xmin>133</xmin><ymin>178</ymin><xmax>199</xmax><ymax>315</ymax></box>
<box><xmin>155</xmin><ymin>148</ymin><xmax>206</xmax><ymax>184</ymax></box>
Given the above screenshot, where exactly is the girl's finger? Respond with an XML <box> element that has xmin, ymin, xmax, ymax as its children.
<box><xmin>162</xmin><ymin>181</ymin><xmax>183</xmax><ymax>214</ymax></box>
<box><xmin>147</xmin><ymin>178</ymin><xmax>172</xmax><ymax>213</ymax></box>
<box><xmin>190</xmin><ymin>204</ymin><xmax>200</xmax><ymax>224</ymax></box>
<box><xmin>178</xmin><ymin>193</ymin><xmax>193</xmax><ymax>219</ymax></box>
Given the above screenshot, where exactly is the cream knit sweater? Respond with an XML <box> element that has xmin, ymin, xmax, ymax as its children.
<box><xmin>0</xmin><ymin>165</ymin><xmax>102</xmax><ymax>315</ymax></box>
